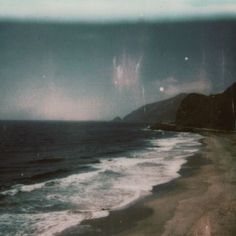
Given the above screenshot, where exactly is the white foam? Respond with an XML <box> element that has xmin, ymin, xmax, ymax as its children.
<box><xmin>1</xmin><ymin>188</ymin><xmax>19</xmax><ymax>196</ymax></box>
<box><xmin>34</xmin><ymin>210</ymin><xmax>108</xmax><ymax>236</ymax></box>
<box><xmin>0</xmin><ymin>210</ymin><xmax>109</xmax><ymax>236</ymax></box>
<box><xmin>1</xmin><ymin>182</ymin><xmax>45</xmax><ymax>196</ymax></box>
<box><xmin>21</xmin><ymin>182</ymin><xmax>46</xmax><ymax>192</ymax></box>
<box><xmin>1</xmin><ymin>170</ymin><xmax>100</xmax><ymax>197</ymax></box>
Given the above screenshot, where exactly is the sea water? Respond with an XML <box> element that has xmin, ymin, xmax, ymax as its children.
<box><xmin>0</xmin><ymin>121</ymin><xmax>202</xmax><ymax>235</ymax></box>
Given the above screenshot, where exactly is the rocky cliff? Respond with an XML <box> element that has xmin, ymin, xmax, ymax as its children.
<box><xmin>176</xmin><ymin>83</ymin><xmax>236</xmax><ymax>131</ymax></box>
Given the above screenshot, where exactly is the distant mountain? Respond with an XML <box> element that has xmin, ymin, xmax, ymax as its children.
<box><xmin>112</xmin><ymin>116</ymin><xmax>122</xmax><ymax>122</ymax></box>
<box><xmin>123</xmin><ymin>93</ymin><xmax>187</xmax><ymax>124</ymax></box>
<box><xmin>176</xmin><ymin>83</ymin><xmax>236</xmax><ymax>131</ymax></box>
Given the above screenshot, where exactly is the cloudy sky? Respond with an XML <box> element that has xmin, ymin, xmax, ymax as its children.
<box><xmin>0</xmin><ymin>1</ymin><xmax>235</xmax><ymax>120</ymax></box>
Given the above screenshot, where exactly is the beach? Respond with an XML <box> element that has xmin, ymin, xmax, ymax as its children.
<box><xmin>0</xmin><ymin>123</ymin><xmax>203</xmax><ymax>235</ymax></box>
<box><xmin>73</xmin><ymin>133</ymin><xmax>236</xmax><ymax>236</ymax></box>
<box><xmin>1</xmin><ymin>123</ymin><xmax>235</xmax><ymax>236</ymax></box>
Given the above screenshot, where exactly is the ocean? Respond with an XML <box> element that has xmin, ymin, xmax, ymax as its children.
<box><xmin>0</xmin><ymin>121</ymin><xmax>202</xmax><ymax>235</ymax></box>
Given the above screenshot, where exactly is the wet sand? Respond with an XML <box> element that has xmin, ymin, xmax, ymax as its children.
<box><xmin>62</xmin><ymin>133</ymin><xmax>236</xmax><ymax>236</ymax></box>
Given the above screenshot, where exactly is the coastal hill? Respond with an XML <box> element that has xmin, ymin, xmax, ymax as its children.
<box><xmin>123</xmin><ymin>93</ymin><xmax>187</xmax><ymax>124</ymax></box>
<box><xmin>176</xmin><ymin>82</ymin><xmax>236</xmax><ymax>131</ymax></box>
<box><xmin>122</xmin><ymin>82</ymin><xmax>236</xmax><ymax>131</ymax></box>
<box><xmin>112</xmin><ymin>116</ymin><xmax>122</xmax><ymax>122</ymax></box>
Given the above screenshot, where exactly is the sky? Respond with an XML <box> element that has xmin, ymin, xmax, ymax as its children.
<box><xmin>0</xmin><ymin>0</ymin><xmax>236</xmax><ymax>22</ymax></box>
<box><xmin>0</xmin><ymin>1</ymin><xmax>235</xmax><ymax>120</ymax></box>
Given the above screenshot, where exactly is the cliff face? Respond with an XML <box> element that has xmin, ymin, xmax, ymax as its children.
<box><xmin>122</xmin><ymin>82</ymin><xmax>236</xmax><ymax>131</ymax></box>
<box><xmin>123</xmin><ymin>93</ymin><xmax>187</xmax><ymax>124</ymax></box>
<box><xmin>176</xmin><ymin>83</ymin><xmax>236</xmax><ymax>131</ymax></box>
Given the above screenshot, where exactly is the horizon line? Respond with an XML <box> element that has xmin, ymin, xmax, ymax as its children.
<box><xmin>0</xmin><ymin>14</ymin><xmax>236</xmax><ymax>25</ymax></box>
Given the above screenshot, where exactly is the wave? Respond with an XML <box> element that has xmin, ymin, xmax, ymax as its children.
<box><xmin>0</xmin><ymin>132</ymin><xmax>202</xmax><ymax>235</ymax></box>
<box><xmin>29</xmin><ymin>157</ymin><xmax>65</xmax><ymax>164</ymax></box>
<box><xmin>30</xmin><ymin>169</ymin><xmax>69</xmax><ymax>180</ymax></box>
<box><xmin>0</xmin><ymin>210</ymin><xmax>109</xmax><ymax>236</ymax></box>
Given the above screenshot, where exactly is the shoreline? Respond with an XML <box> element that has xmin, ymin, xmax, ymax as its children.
<box><xmin>116</xmin><ymin>133</ymin><xmax>236</xmax><ymax>236</ymax></box>
<box><xmin>61</xmin><ymin>134</ymin><xmax>211</xmax><ymax>236</ymax></box>
<box><xmin>61</xmin><ymin>133</ymin><xmax>236</xmax><ymax>236</ymax></box>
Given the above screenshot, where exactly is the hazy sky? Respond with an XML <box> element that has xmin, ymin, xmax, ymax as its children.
<box><xmin>0</xmin><ymin>1</ymin><xmax>235</xmax><ymax>120</ymax></box>
<box><xmin>0</xmin><ymin>0</ymin><xmax>236</xmax><ymax>22</ymax></box>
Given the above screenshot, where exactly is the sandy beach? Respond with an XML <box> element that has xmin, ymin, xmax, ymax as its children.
<box><xmin>115</xmin><ymin>133</ymin><xmax>236</xmax><ymax>236</ymax></box>
<box><xmin>69</xmin><ymin>133</ymin><xmax>236</xmax><ymax>236</ymax></box>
